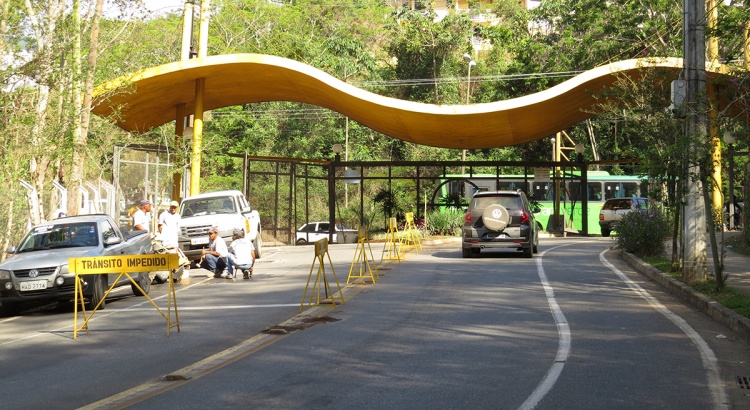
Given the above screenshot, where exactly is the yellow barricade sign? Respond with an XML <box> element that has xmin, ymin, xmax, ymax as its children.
<box><xmin>70</xmin><ymin>254</ymin><xmax>174</xmax><ymax>274</ymax></box>
<box><xmin>347</xmin><ymin>226</ymin><xmax>379</xmax><ymax>285</ymax></box>
<box><xmin>382</xmin><ymin>216</ymin><xmax>402</xmax><ymax>263</ymax></box>
<box><xmin>69</xmin><ymin>253</ymin><xmax>180</xmax><ymax>339</ymax></box>
<box><xmin>300</xmin><ymin>238</ymin><xmax>345</xmax><ymax>312</ymax></box>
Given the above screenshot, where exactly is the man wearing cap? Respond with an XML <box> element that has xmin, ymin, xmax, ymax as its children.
<box><xmin>200</xmin><ymin>226</ymin><xmax>229</xmax><ymax>278</ymax></box>
<box><xmin>158</xmin><ymin>200</ymin><xmax>181</xmax><ymax>249</ymax></box>
<box><xmin>226</xmin><ymin>228</ymin><xmax>256</xmax><ymax>280</ymax></box>
<box><xmin>132</xmin><ymin>199</ymin><xmax>152</xmax><ymax>231</ymax></box>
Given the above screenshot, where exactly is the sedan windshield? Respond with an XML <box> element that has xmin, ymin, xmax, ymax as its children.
<box><xmin>17</xmin><ymin>223</ymin><xmax>98</xmax><ymax>252</ymax></box>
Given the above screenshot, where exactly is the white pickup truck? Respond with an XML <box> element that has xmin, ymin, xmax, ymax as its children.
<box><xmin>177</xmin><ymin>190</ymin><xmax>262</xmax><ymax>264</ymax></box>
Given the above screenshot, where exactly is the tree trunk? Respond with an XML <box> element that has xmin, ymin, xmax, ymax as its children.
<box><xmin>68</xmin><ymin>0</ymin><xmax>105</xmax><ymax>217</ymax></box>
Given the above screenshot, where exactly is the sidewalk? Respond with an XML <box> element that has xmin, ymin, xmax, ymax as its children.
<box><xmin>713</xmin><ymin>231</ymin><xmax>750</xmax><ymax>297</ymax></box>
<box><xmin>621</xmin><ymin>230</ymin><xmax>750</xmax><ymax>345</ymax></box>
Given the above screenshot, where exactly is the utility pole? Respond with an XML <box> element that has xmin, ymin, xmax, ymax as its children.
<box><xmin>681</xmin><ymin>0</ymin><xmax>708</xmax><ymax>282</ymax></box>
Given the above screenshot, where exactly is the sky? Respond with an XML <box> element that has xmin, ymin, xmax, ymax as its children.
<box><xmin>142</xmin><ymin>0</ymin><xmax>186</xmax><ymax>13</ymax></box>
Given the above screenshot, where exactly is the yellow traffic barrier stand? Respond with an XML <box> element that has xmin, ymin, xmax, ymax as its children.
<box><xmin>300</xmin><ymin>238</ymin><xmax>345</xmax><ymax>312</ymax></box>
<box><xmin>69</xmin><ymin>253</ymin><xmax>180</xmax><ymax>339</ymax></box>
<box><xmin>347</xmin><ymin>226</ymin><xmax>379</xmax><ymax>284</ymax></box>
<box><xmin>381</xmin><ymin>216</ymin><xmax>403</xmax><ymax>263</ymax></box>
<box><xmin>401</xmin><ymin>212</ymin><xmax>422</xmax><ymax>253</ymax></box>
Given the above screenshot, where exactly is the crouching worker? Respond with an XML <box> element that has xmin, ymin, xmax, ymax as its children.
<box><xmin>227</xmin><ymin>228</ymin><xmax>256</xmax><ymax>280</ymax></box>
<box><xmin>200</xmin><ymin>226</ymin><xmax>229</xmax><ymax>278</ymax></box>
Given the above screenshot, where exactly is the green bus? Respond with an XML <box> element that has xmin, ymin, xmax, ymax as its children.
<box><xmin>439</xmin><ymin>171</ymin><xmax>647</xmax><ymax>235</ymax></box>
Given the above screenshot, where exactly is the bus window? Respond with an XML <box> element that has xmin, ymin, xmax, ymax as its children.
<box><xmin>532</xmin><ymin>182</ymin><xmax>553</xmax><ymax>200</ymax></box>
<box><xmin>604</xmin><ymin>183</ymin><xmax>620</xmax><ymax>199</ymax></box>
<box><xmin>568</xmin><ymin>182</ymin><xmax>582</xmax><ymax>201</ymax></box>
<box><xmin>588</xmin><ymin>182</ymin><xmax>603</xmax><ymax>201</ymax></box>
<box><xmin>497</xmin><ymin>180</ymin><xmax>529</xmax><ymax>192</ymax></box>
<box><xmin>605</xmin><ymin>182</ymin><xmax>639</xmax><ymax>199</ymax></box>
<box><xmin>568</xmin><ymin>182</ymin><xmax>603</xmax><ymax>202</ymax></box>
<box><xmin>622</xmin><ymin>182</ymin><xmax>639</xmax><ymax>198</ymax></box>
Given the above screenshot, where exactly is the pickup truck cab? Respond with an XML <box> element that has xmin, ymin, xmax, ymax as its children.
<box><xmin>0</xmin><ymin>214</ymin><xmax>153</xmax><ymax>316</ymax></box>
<box><xmin>177</xmin><ymin>190</ymin><xmax>262</xmax><ymax>264</ymax></box>
<box><xmin>598</xmin><ymin>197</ymin><xmax>649</xmax><ymax>237</ymax></box>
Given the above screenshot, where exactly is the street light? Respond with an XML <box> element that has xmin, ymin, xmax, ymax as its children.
<box><xmin>463</xmin><ymin>53</ymin><xmax>476</xmax><ymax>104</ymax></box>
<box><xmin>724</xmin><ymin>131</ymin><xmax>736</xmax><ymax>230</ymax></box>
<box><xmin>461</xmin><ymin>53</ymin><xmax>476</xmax><ymax>174</ymax></box>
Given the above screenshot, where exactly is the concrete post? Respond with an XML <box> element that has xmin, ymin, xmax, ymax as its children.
<box><xmin>681</xmin><ymin>0</ymin><xmax>708</xmax><ymax>282</ymax></box>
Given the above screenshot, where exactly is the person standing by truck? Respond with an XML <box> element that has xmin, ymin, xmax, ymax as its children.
<box><xmin>132</xmin><ymin>199</ymin><xmax>152</xmax><ymax>231</ymax></box>
<box><xmin>200</xmin><ymin>226</ymin><xmax>228</xmax><ymax>278</ymax></box>
<box><xmin>158</xmin><ymin>200</ymin><xmax>180</xmax><ymax>248</ymax></box>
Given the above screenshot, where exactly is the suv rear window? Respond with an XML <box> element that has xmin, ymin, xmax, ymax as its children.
<box><xmin>603</xmin><ymin>199</ymin><xmax>632</xmax><ymax>210</ymax></box>
<box><xmin>472</xmin><ymin>195</ymin><xmax>522</xmax><ymax>210</ymax></box>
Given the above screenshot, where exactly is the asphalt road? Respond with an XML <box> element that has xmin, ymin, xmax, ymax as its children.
<box><xmin>2</xmin><ymin>238</ymin><xmax>750</xmax><ymax>409</ymax></box>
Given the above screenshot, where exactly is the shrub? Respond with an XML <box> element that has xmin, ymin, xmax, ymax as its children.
<box><xmin>616</xmin><ymin>207</ymin><xmax>672</xmax><ymax>257</ymax></box>
<box><xmin>426</xmin><ymin>208</ymin><xmax>465</xmax><ymax>236</ymax></box>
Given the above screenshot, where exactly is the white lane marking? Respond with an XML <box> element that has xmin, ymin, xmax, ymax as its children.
<box><xmin>520</xmin><ymin>244</ymin><xmax>573</xmax><ymax>410</ymax></box>
<box><xmin>599</xmin><ymin>250</ymin><xmax>729</xmax><ymax>410</ymax></box>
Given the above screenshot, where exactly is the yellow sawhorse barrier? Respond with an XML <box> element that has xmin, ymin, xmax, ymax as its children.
<box><xmin>400</xmin><ymin>212</ymin><xmax>422</xmax><ymax>253</ymax></box>
<box><xmin>69</xmin><ymin>253</ymin><xmax>180</xmax><ymax>339</ymax></box>
<box><xmin>347</xmin><ymin>226</ymin><xmax>379</xmax><ymax>284</ymax></box>
<box><xmin>381</xmin><ymin>217</ymin><xmax>403</xmax><ymax>263</ymax></box>
<box><xmin>300</xmin><ymin>238</ymin><xmax>345</xmax><ymax>312</ymax></box>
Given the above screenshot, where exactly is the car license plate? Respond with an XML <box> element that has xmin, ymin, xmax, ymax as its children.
<box><xmin>487</xmin><ymin>233</ymin><xmax>509</xmax><ymax>239</ymax></box>
<box><xmin>191</xmin><ymin>237</ymin><xmax>209</xmax><ymax>245</ymax></box>
<box><xmin>20</xmin><ymin>280</ymin><xmax>47</xmax><ymax>291</ymax></box>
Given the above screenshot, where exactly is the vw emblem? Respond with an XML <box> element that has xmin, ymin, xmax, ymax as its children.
<box><xmin>28</xmin><ymin>269</ymin><xmax>39</xmax><ymax>278</ymax></box>
<box><xmin>491</xmin><ymin>209</ymin><xmax>503</xmax><ymax>219</ymax></box>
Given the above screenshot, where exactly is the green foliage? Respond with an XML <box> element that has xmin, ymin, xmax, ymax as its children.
<box><xmin>439</xmin><ymin>192</ymin><xmax>467</xmax><ymax>209</ymax></box>
<box><xmin>645</xmin><ymin>254</ymin><xmax>750</xmax><ymax>319</ymax></box>
<box><xmin>616</xmin><ymin>207</ymin><xmax>672</xmax><ymax>257</ymax></box>
<box><xmin>426</xmin><ymin>208</ymin><xmax>464</xmax><ymax>236</ymax></box>
<box><xmin>373</xmin><ymin>188</ymin><xmax>399</xmax><ymax>222</ymax></box>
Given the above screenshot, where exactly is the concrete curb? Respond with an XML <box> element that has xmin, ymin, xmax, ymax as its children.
<box><xmin>620</xmin><ymin>250</ymin><xmax>750</xmax><ymax>345</ymax></box>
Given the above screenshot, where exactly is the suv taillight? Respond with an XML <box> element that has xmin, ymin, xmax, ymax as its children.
<box><xmin>520</xmin><ymin>211</ymin><xmax>529</xmax><ymax>224</ymax></box>
<box><xmin>464</xmin><ymin>212</ymin><xmax>472</xmax><ymax>224</ymax></box>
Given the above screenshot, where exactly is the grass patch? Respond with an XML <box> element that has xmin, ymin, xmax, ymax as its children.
<box><xmin>641</xmin><ymin>238</ymin><xmax>750</xmax><ymax>319</ymax></box>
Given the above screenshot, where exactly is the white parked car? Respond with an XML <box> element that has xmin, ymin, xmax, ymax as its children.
<box><xmin>295</xmin><ymin>222</ymin><xmax>357</xmax><ymax>244</ymax></box>
<box><xmin>598</xmin><ymin>197</ymin><xmax>649</xmax><ymax>237</ymax></box>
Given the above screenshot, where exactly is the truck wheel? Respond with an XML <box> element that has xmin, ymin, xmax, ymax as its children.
<box><xmin>601</xmin><ymin>228</ymin><xmax>611</xmax><ymax>237</ymax></box>
<box><xmin>87</xmin><ymin>275</ymin><xmax>106</xmax><ymax>310</ymax></box>
<box><xmin>132</xmin><ymin>273</ymin><xmax>151</xmax><ymax>296</ymax></box>
<box><xmin>253</xmin><ymin>230</ymin><xmax>262</xmax><ymax>259</ymax></box>
<box><xmin>1</xmin><ymin>301</ymin><xmax>21</xmax><ymax>317</ymax></box>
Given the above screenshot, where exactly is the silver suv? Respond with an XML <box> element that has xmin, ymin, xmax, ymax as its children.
<box><xmin>462</xmin><ymin>190</ymin><xmax>540</xmax><ymax>258</ymax></box>
<box><xmin>598</xmin><ymin>197</ymin><xmax>648</xmax><ymax>237</ymax></box>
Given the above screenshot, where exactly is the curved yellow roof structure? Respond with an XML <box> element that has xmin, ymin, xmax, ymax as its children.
<box><xmin>92</xmin><ymin>54</ymin><xmax>732</xmax><ymax>149</ymax></box>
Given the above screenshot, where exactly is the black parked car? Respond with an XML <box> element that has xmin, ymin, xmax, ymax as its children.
<box><xmin>462</xmin><ymin>190</ymin><xmax>540</xmax><ymax>258</ymax></box>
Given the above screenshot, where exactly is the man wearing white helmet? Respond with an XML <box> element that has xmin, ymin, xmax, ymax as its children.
<box><xmin>226</xmin><ymin>227</ymin><xmax>256</xmax><ymax>280</ymax></box>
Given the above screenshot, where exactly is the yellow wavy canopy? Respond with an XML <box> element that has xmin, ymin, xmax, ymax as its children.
<box><xmin>92</xmin><ymin>54</ymin><xmax>732</xmax><ymax>149</ymax></box>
